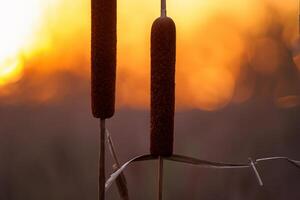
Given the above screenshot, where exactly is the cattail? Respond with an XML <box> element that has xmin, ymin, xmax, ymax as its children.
<box><xmin>91</xmin><ymin>0</ymin><xmax>117</xmax><ymax>119</ymax></box>
<box><xmin>91</xmin><ymin>0</ymin><xmax>117</xmax><ymax>200</ymax></box>
<box><xmin>150</xmin><ymin>16</ymin><xmax>176</xmax><ymax>157</ymax></box>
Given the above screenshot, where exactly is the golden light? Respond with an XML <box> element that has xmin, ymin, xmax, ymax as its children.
<box><xmin>0</xmin><ymin>0</ymin><xmax>42</xmax><ymax>86</ymax></box>
<box><xmin>0</xmin><ymin>0</ymin><xmax>298</xmax><ymax>110</ymax></box>
<box><xmin>0</xmin><ymin>57</ymin><xmax>23</xmax><ymax>86</ymax></box>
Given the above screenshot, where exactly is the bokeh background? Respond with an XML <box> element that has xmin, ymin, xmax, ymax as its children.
<box><xmin>0</xmin><ymin>0</ymin><xmax>300</xmax><ymax>199</ymax></box>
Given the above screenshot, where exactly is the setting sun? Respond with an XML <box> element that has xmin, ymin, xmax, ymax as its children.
<box><xmin>0</xmin><ymin>0</ymin><xmax>42</xmax><ymax>86</ymax></box>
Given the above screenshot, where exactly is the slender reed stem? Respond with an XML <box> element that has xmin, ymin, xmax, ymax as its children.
<box><xmin>106</xmin><ymin>130</ymin><xmax>121</xmax><ymax>167</ymax></box>
<box><xmin>107</xmin><ymin>130</ymin><xmax>130</xmax><ymax>200</ymax></box>
<box><xmin>99</xmin><ymin>119</ymin><xmax>106</xmax><ymax>200</ymax></box>
<box><xmin>298</xmin><ymin>0</ymin><xmax>300</xmax><ymax>35</ymax></box>
<box><xmin>158</xmin><ymin>157</ymin><xmax>164</xmax><ymax>200</ymax></box>
<box><xmin>161</xmin><ymin>0</ymin><xmax>166</xmax><ymax>17</ymax></box>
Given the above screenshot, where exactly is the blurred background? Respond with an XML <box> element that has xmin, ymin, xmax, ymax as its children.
<box><xmin>0</xmin><ymin>0</ymin><xmax>300</xmax><ymax>199</ymax></box>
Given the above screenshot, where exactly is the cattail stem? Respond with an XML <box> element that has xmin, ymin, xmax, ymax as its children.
<box><xmin>158</xmin><ymin>157</ymin><xmax>164</xmax><ymax>200</ymax></box>
<box><xmin>298</xmin><ymin>0</ymin><xmax>300</xmax><ymax>35</ymax></box>
<box><xmin>99</xmin><ymin>119</ymin><xmax>106</xmax><ymax>200</ymax></box>
<box><xmin>161</xmin><ymin>0</ymin><xmax>166</xmax><ymax>17</ymax></box>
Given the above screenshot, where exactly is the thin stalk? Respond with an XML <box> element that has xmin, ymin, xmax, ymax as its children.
<box><xmin>99</xmin><ymin>119</ymin><xmax>106</xmax><ymax>200</ymax></box>
<box><xmin>107</xmin><ymin>130</ymin><xmax>130</xmax><ymax>200</ymax></box>
<box><xmin>158</xmin><ymin>157</ymin><xmax>164</xmax><ymax>200</ymax></box>
<box><xmin>298</xmin><ymin>0</ymin><xmax>300</xmax><ymax>35</ymax></box>
<box><xmin>106</xmin><ymin>130</ymin><xmax>121</xmax><ymax>167</ymax></box>
<box><xmin>112</xmin><ymin>165</ymin><xmax>130</xmax><ymax>200</ymax></box>
<box><xmin>161</xmin><ymin>0</ymin><xmax>166</xmax><ymax>17</ymax></box>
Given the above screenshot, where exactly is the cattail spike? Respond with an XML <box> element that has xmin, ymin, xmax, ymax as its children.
<box><xmin>150</xmin><ymin>17</ymin><xmax>176</xmax><ymax>157</ymax></box>
<box><xmin>91</xmin><ymin>0</ymin><xmax>117</xmax><ymax>119</ymax></box>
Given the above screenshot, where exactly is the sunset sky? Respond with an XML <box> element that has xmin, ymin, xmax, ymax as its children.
<box><xmin>0</xmin><ymin>0</ymin><xmax>298</xmax><ymax>110</ymax></box>
<box><xmin>1</xmin><ymin>1</ymin><xmax>300</xmax><ymax>200</ymax></box>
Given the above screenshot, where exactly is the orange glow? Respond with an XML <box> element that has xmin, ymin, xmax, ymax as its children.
<box><xmin>0</xmin><ymin>58</ymin><xmax>23</xmax><ymax>86</ymax></box>
<box><xmin>0</xmin><ymin>0</ymin><xmax>299</xmax><ymax>110</ymax></box>
<box><xmin>0</xmin><ymin>0</ymin><xmax>43</xmax><ymax>86</ymax></box>
<box><xmin>276</xmin><ymin>95</ymin><xmax>300</xmax><ymax>108</ymax></box>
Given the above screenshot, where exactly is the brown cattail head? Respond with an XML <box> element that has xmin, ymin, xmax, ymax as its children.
<box><xmin>150</xmin><ymin>17</ymin><xmax>176</xmax><ymax>157</ymax></box>
<box><xmin>91</xmin><ymin>0</ymin><xmax>117</xmax><ymax>119</ymax></box>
